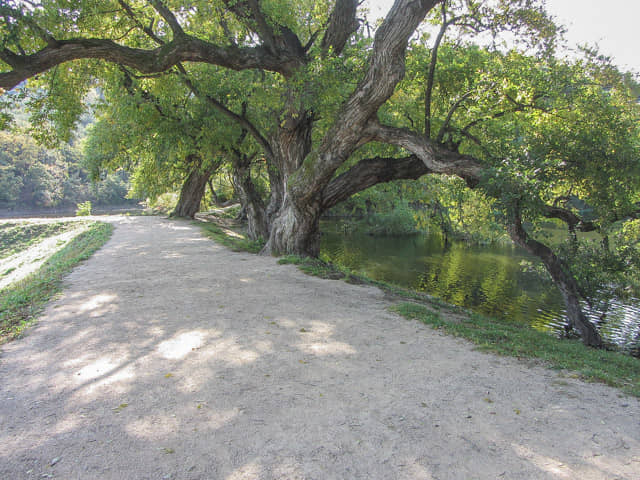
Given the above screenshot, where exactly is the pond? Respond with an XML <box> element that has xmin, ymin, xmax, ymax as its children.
<box><xmin>320</xmin><ymin>224</ymin><xmax>640</xmax><ymax>354</ymax></box>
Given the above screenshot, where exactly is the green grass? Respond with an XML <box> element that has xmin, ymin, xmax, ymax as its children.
<box><xmin>0</xmin><ymin>222</ymin><xmax>113</xmax><ymax>342</ymax></box>
<box><xmin>278</xmin><ymin>255</ymin><xmax>348</xmax><ymax>280</ymax></box>
<box><xmin>0</xmin><ymin>221</ymin><xmax>86</xmax><ymax>259</ymax></box>
<box><xmin>197</xmin><ymin>221</ymin><xmax>264</xmax><ymax>254</ymax></box>
<box><xmin>391</xmin><ymin>302</ymin><xmax>640</xmax><ymax>397</ymax></box>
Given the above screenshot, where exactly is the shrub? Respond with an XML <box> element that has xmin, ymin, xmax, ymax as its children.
<box><xmin>75</xmin><ymin>201</ymin><xmax>92</xmax><ymax>216</ymax></box>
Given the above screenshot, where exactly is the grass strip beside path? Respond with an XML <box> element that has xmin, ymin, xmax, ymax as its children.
<box><xmin>0</xmin><ymin>222</ymin><xmax>113</xmax><ymax>342</ymax></box>
<box><xmin>0</xmin><ymin>221</ymin><xmax>84</xmax><ymax>259</ymax></box>
<box><xmin>197</xmin><ymin>221</ymin><xmax>264</xmax><ymax>253</ymax></box>
<box><xmin>391</xmin><ymin>302</ymin><xmax>640</xmax><ymax>397</ymax></box>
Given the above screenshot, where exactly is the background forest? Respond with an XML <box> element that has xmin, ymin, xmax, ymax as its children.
<box><xmin>0</xmin><ymin>130</ymin><xmax>134</xmax><ymax>211</ymax></box>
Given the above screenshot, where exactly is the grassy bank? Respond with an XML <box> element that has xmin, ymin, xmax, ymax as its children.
<box><xmin>197</xmin><ymin>220</ymin><xmax>264</xmax><ymax>253</ymax></box>
<box><xmin>0</xmin><ymin>221</ymin><xmax>85</xmax><ymax>260</ymax></box>
<box><xmin>391</xmin><ymin>302</ymin><xmax>640</xmax><ymax>397</ymax></box>
<box><xmin>195</xmin><ymin>218</ymin><xmax>640</xmax><ymax>397</ymax></box>
<box><xmin>0</xmin><ymin>222</ymin><xmax>113</xmax><ymax>342</ymax></box>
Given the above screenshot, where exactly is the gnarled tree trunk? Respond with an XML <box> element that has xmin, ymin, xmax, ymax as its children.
<box><xmin>507</xmin><ymin>207</ymin><xmax>603</xmax><ymax>347</ymax></box>
<box><xmin>171</xmin><ymin>157</ymin><xmax>215</xmax><ymax>219</ymax></box>
<box><xmin>232</xmin><ymin>158</ymin><xmax>269</xmax><ymax>241</ymax></box>
<box><xmin>261</xmin><ymin>110</ymin><xmax>317</xmax><ymax>255</ymax></box>
<box><xmin>262</xmin><ymin>195</ymin><xmax>323</xmax><ymax>256</ymax></box>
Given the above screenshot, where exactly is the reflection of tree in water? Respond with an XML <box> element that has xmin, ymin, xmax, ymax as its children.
<box><xmin>321</xmin><ymin>227</ymin><xmax>640</xmax><ymax>352</ymax></box>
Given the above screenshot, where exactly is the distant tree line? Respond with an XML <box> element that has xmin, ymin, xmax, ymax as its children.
<box><xmin>0</xmin><ymin>131</ymin><xmax>135</xmax><ymax>210</ymax></box>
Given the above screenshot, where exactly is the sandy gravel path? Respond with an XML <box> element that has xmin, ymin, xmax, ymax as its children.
<box><xmin>1</xmin><ymin>215</ymin><xmax>639</xmax><ymax>480</ymax></box>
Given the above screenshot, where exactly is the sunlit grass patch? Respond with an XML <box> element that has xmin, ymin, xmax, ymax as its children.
<box><xmin>0</xmin><ymin>221</ymin><xmax>85</xmax><ymax>259</ymax></box>
<box><xmin>277</xmin><ymin>255</ymin><xmax>347</xmax><ymax>280</ymax></box>
<box><xmin>196</xmin><ymin>221</ymin><xmax>264</xmax><ymax>254</ymax></box>
<box><xmin>0</xmin><ymin>222</ymin><xmax>113</xmax><ymax>342</ymax></box>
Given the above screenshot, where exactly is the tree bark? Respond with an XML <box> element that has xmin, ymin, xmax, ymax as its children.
<box><xmin>262</xmin><ymin>195</ymin><xmax>323</xmax><ymax>257</ymax></box>
<box><xmin>322</xmin><ymin>155</ymin><xmax>430</xmax><ymax>210</ymax></box>
<box><xmin>232</xmin><ymin>158</ymin><xmax>269</xmax><ymax>241</ymax></box>
<box><xmin>507</xmin><ymin>207</ymin><xmax>603</xmax><ymax>347</ymax></box>
<box><xmin>171</xmin><ymin>162</ymin><xmax>213</xmax><ymax>219</ymax></box>
<box><xmin>261</xmin><ymin>110</ymin><xmax>317</xmax><ymax>255</ymax></box>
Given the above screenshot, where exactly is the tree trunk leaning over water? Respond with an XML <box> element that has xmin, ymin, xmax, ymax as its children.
<box><xmin>507</xmin><ymin>207</ymin><xmax>603</xmax><ymax>348</ymax></box>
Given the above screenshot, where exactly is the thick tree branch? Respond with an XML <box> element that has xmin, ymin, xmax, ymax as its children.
<box><xmin>222</xmin><ymin>0</ymin><xmax>277</xmax><ymax>48</ymax></box>
<box><xmin>149</xmin><ymin>0</ymin><xmax>185</xmax><ymax>38</ymax></box>
<box><xmin>322</xmin><ymin>155</ymin><xmax>430</xmax><ymax>209</ymax></box>
<box><xmin>289</xmin><ymin>0</ymin><xmax>442</xmax><ymax>203</ymax></box>
<box><xmin>221</xmin><ymin>0</ymin><xmax>305</xmax><ymax>59</ymax></box>
<box><xmin>542</xmin><ymin>205</ymin><xmax>597</xmax><ymax>232</ymax></box>
<box><xmin>320</xmin><ymin>0</ymin><xmax>359</xmax><ymax>55</ymax></box>
<box><xmin>507</xmin><ymin>205</ymin><xmax>603</xmax><ymax>347</ymax></box>
<box><xmin>363</xmin><ymin>119</ymin><xmax>483</xmax><ymax>187</ymax></box>
<box><xmin>0</xmin><ymin>36</ymin><xmax>301</xmax><ymax>91</ymax></box>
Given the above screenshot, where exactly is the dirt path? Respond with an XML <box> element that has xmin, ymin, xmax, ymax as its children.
<box><xmin>1</xmin><ymin>216</ymin><xmax>638</xmax><ymax>480</ymax></box>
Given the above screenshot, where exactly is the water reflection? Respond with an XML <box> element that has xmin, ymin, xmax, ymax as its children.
<box><xmin>321</xmin><ymin>225</ymin><xmax>640</xmax><ymax>354</ymax></box>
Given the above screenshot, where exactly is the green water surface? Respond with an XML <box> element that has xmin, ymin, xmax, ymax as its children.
<box><xmin>321</xmin><ymin>226</ymin><xmax>640</xmax><ymax>353</ymax></box>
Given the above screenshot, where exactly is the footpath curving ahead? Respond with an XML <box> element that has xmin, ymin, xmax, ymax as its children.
<box><xmin>1</xmin><ymin>215</ymin><xmax>638</xmax><ymax>479</ymax></box>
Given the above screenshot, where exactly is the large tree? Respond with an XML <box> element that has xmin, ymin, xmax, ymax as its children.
<box><xmin>2</xmin><ymin>0</ymin><xmax>639</xmax><ymax>347</ymax></box>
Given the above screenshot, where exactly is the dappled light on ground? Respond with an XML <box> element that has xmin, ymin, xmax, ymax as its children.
<box><xmin>294</xmin><ymin>320</ymin><xmax>357</xmax><ymax>356</ymax></box>
<box><xmin>199</xmin><ymin>337</ymin><xmax>269</xmax><ymax>367</ymax></box>
<box><xmin>512</xmin><ymin>444</ymin><xmax>573</xmax><ymax>478</ymax></box>
<box><xmin>0</xmin><ymin>216</ymin><xmax>638</xmax><ymax>479</ymax></box>
<box><xmin>74</xmin><ymin>355</ymin><xmax>136</xmax><ymax>386</ymax></box>
<box><xmin>157</xmin><ymin>330</ymin><xmax>208</xmax><ymax>360</ymax></box>
<box><xmin>226</xmin><ymin>461</ymin><xmax>263</xmax><ymax>479</ymax></box>
<box><xmin>75</xmin><ymin>293</ymin><xmax>118</xmax><ymax>316</ymax></box>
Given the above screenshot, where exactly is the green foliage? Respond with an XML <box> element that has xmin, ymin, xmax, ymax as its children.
<box><xmin>391</xmin><ymin>302</ymin><xmax>640</xmax><ymax>397</ymax></box>
<box><xmin>558</xmin><ymin>232</ymin><xmax>640</xmax><ymax>304</ymax></box>
<box><xmin>329</xmin><ymin>176</ymin><xmax>506</xmax><ymax>243</ymax></box>
<box><xmin>0</xmin><ymin>131</ymin><xmax>134</xmax><ymax>210</ymax></box>
<box><xmin>0</xmin><ymin>222</ymin><xmax>113</xmax><ymax>342</ymax></box>
<box><xmin>148</xmin><ymin>192</ymin><xmax>179</xmax><ymax>215</ymax></box>
<box><xmin>75</xmin><ymin>201</ymin><xmax>92</xmax><ymax>216</ymax></box>
<box><xmin>363</xmin><ymin>200</ymin><xmax>421</xmax><ymax>236</ymax></box>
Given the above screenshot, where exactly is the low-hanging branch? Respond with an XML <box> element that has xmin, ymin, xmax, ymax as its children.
<box><xmin>176</xmin><ymin>67</ymin><xmax>275</xmax><ymax>161</ymax></box>
<box><xmin>322</xmin><ymin>155</ymin><xmax>430</xmax><ymax>209</ymax></box>
<box><xmin>0</xmin><ymin>34</ymin><xmax>303</xmax><ymax>91</ymax></box>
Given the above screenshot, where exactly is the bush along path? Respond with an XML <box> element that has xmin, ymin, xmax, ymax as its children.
<box><xmin>0</xmin><ymin>215</ymin><xmax>638</xmax><ymax>480</ymax></box>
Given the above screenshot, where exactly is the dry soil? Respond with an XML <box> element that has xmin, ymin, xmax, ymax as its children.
<box><xmin>1</xmin><ymin>215</ymin><xmax>639</xmax><ymax>480</ymax></box>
